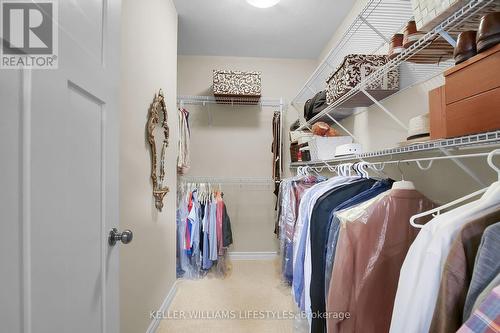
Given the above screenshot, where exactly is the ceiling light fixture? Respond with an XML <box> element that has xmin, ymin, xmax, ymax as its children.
<box><xmin>246</xmin><ymin>0</ymin><xmax>280</xmax><ymax>9</ymax></box>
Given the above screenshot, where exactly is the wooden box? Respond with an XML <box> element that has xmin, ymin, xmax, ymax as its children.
<box><xmin>442</xmin><ymin>43</ymin><xmax>500</xmax><ymax>138</ymax></box>
<box><xmin>429</xmin><ymin>85</ymin><xmax>447</xmax><ymax>140</ymax></box>
<box><xmin>212</xmin><ymin>70</ymin><xmax>261</xmax><ymax>105</ymax></box>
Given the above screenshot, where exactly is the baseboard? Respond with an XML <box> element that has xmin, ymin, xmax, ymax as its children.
<box><xmin>228</xmin><ymin>251</ymin><xmax>278</xmax><ymax>260</ymax></box>
<box><xmin>145</xmin><ymin>280</ymin><xmax>178</xmax><ymax>333</ymax></box>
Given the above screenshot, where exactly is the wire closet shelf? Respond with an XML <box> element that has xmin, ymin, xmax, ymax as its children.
<box><xmin>179</xmin><ymin>176</ymin><xmax>275</xmax><ymax>185</ymax></box>
<box><xmin>290</xmin><ymin>130</ymin><xmax>500</xmax><ymax>167</ymax></box>
<box><xmin>177</xmin><ymin>95</ymin><xmax>285</xmax><ymax>108</ymax></box>
<box><xmin>293</xmin><ymin>0</ymin><xmax>499</xmax><ymax>128</ymax></box>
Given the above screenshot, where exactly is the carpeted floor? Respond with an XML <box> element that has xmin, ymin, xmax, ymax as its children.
<box><xmin>157</xmin><ymin>258</ymin><xmax>308</xmax><ymax>333</ymax></box>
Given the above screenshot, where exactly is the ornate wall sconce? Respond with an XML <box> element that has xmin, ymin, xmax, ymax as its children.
<box><xmin>147</xmin><ymin>89</ymin><xmax>170</xmax><ymax>211</ymax></box>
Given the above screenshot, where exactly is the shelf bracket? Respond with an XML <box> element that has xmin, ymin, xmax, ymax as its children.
<box><xmin>360</xmin><ymin>16</ymin><xmax>391</xmax><ymax>44</ymax></box>
<box><xmin>324</xmin><ymin>113</ymin><xmax>359</xmax><ymax>142</ymax></box>
<box><xmin>439</xmin><ymin>148</ymin><xmax>486</xmax><ymax>186</ymax></box>
<box><xmin>437</xmin><ymin>30</ymin><xmax>457</xmax><ymax>47</ymax></box>
<box><xmin>361</xmin><ymin>89</ymin><xmax>408</xmax><ymax>130</ymax></box>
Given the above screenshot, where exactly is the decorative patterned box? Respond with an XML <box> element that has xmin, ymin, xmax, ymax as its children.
<box><xmin>326</xmin><ymin>54</ymin><xmax>399</xmax><ymax>107</ymax></box>
<box><xmin>213</xmin><ymin>70</ymin><xmax>261</xmax><ymax>105</ymax></box>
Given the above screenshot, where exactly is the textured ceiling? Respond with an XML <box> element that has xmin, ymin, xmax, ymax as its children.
<box><xmin>173</xmin><ymin>0</ymin><xmax>356</xmax><ymax>59</ymax></box>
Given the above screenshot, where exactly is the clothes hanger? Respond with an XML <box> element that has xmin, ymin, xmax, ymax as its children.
<box><xmin>409</xmin><ymin>149</ymin><xmax>500</xmax><ymax>228</ymax></box>
<box><xmin>477</xmin><ymin>148</ymin><xmax>500</xmax><ymax>203</ymax></box>
<box><xmin>359</xmin><ymin>161</ymin><xmax>370</xmax><ymax>179</ymax></box>
<box><xmin>392</xmin><ymin>161</ymin><xmax>415</xmax><ymax>190</ymax></box>
<box><xmin>410</xmin><ymin>187</ymin><xmax>488</xmax><ymax>228</ymax></box>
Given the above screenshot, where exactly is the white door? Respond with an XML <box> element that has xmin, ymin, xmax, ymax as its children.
<box><xmin>0</xmin><ymin>0</ymin><xmax>122</xmax><ymax>332</ymax></box>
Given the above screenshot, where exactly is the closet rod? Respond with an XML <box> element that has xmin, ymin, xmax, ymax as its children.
<box><xmin>291</xmin><ymin>151</ymin><xmax>498</xmax><ymax>170</ymax></box>
<box><xmin>179</xmin><ymin>176</ymin><xmax>275</xmax><ymax>185</ymax></box>
<box><xmin>366</xmin><ymin>151</ymin><xmax>494</xmax><ymax>167</ymax></box>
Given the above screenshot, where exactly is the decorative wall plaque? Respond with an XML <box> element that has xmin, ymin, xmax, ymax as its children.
<box><xmin>147</xmin><ymin>89</ymin><xmax>170</xmax><ymax>211</ymax></box>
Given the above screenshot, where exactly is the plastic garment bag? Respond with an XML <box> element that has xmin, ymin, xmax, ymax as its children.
<box><xmin>277</xmin><ymin>179</ymin><xmax>294</xmax><ymax>283</ymax></box>
<box><xmin>176</xmin><ymin>192</ymin><xmax>201</xmax><ymax>279</ymax></box>
<box><xmin>324</xmin><ymin>179</ymin><xmax>394</xmax><ymax>296</ymax></box>
<box><xmin>278</xmin><ymin>177</ymin><xmax>326</xmax><ymax>284</ymax></box>
<box><xmin>326</xmin><ymin>189</ymin><xmax>435</xmax><ymax>333</ymax></box>
<box><xmin>176</xmin><ymin>186</ymin><xmax>232</xmax><ymax>279</ymax></box>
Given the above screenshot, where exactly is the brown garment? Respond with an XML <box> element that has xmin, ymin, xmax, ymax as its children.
<box><xmin>326</xmin><ymin>189</ymin><xmax>435</xmax><ymax>333</ymax></box>
<box><xmin>429</xmin><ymin>210</ymin><xmax>500</xmax><ymax>333</ymax></box>
<box><xmin>271</xmin><ymin>111</ymin><xmax>281</xmax><ymax>181</ymax></box>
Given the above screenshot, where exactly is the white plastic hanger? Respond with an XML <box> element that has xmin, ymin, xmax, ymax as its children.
<box><xmin>477</xmin><ymin>148</ymin><xmax>500</xmax><ymax>203</ymax></box>
<box><xmin>410</xmin><ymin>187</ymin><xmax>488</xmax><ymax>228</ymax></box>
<box><xmin>392</xmin><ymin>161</ymin><xmax>415</xmax><ymax>190</ymax></box>
<box><xmin>410</xmin><ymin>149</ymin><xmax>500</xmax><ymax>228</ymax></box>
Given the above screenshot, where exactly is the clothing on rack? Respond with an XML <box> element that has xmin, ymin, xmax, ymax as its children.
<box><xmin>278</xmin><ymin>151</ymin><xmax>500</xmax><ymax>333</ymax></box>
<box><xmin>463</xmin><ymin>222</ymin><xmax>500</xmax><ymax>320</ymax></box>
<box><xmin>272</xmin><ymin>111</ymin><xmax>282</xmax><ymax>200</ymax></box>
<box><xmin>278</xmin><ymin>166</ymin><xmax>433</xmax><ymax>333</ymax></box>
<box><xmin>276</xmin><ymin>175</ymin><xmax>326</xmax><ymax>284</ymax></box>
<box><xmin>429</xmin><ymin>212</ymin><xmax>500</xmax><ymax>333</ymax></box>
<box><xmin>326</xmin><ymin>188</ymin><xmax>436</xmax><ymax>333</ymax></box>
<box><xmin>292</xmin><ymin>176</ymin><xmax>360</xmax><ymax>312</ymax></box>
<box><xmin>390</xmin><ymin>188</ymin><xmax>500</xmax><ymax>333</ymax></box>
<box><xmin>309</xmin><ymin>178</ymin><xmax>380</xmax><ymax>333</ymax></box>
<box><xmin>177</xmin><ymin>182</ymin><xmax>233</xmax><ymax>279</ymax></box>
<box><xmin>177</xmin><ymin>108</ymin><xmax>191</xmax><ymax>175</ymax></box>
<box><xmin>272</xmin><ymin>111</ymin><xmax>282</xmax><ymax>182</ymax></box>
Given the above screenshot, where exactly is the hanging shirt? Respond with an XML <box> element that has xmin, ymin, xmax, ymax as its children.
<box><xmin>327</xmin><ymin>189</ymin><xmax>435</xmax><ymax>333</ymax></box>
<box><xmin>390</xmin><ymin>202</ymin><xmax>500</xmax><ymax>333</ymax></box>
<box><xmin>472</xmin><ymin>272</ymin><xmax>500</xmax><ymax>315</ymax></box>
<box><xmin>177</xmin><ymin>108</ymin><xmax>191</xmax><ymax>175</ymax></box>
<box><xmin>456</xmin><ymin>285</ymin><xmax>500</xmax><ymax>333</ymax></box>
<box><xmin>292</xmin><ymin>176</ymin><xmax>359</xmax><ymax>310</ymax></box>
<box><xmin>222</xmin><ymin>202</ymin><xmax>233</xmax><ymax>247</ymax></box>
<box><xmin>189</xmin><ymin>192</ymin><xmax>201</xmax><ymax>252</ymax></box>
<box><xmin>463</xmin><ymin>222</ymin><xmax>500</xmax><ymax>320</ymax></box>
<box><xmin>202</xmin><ymin>204</ymin><xmax>213</xmax><ymax>270</ymax></box>
<box><xmin>185</xmin><ymin>194</ymin><xmax>193</xmax><ymax>252</ymax></box>
<box><xmin>216</xmin><ymin>194</ymin><xmax>224</xmax><ymax>256</ymax></box>
<box><xmin>176</xmin><ymin>199</ymin><xmax>190</xmax><ymax>277</ymax></box>
<box><xmin>209</xmin><ymin>201</ymin><xmax>218</xmax><ymax>261</ymax></box>
<box><xmin>281</xmin><ymin>176</ymin><xmax>325</xmax><ymax>284</ymax></box>
<box><xmin>429</xmin><ymin>211</ymin><xmax>500</xmax><ymax>333</ymax></box>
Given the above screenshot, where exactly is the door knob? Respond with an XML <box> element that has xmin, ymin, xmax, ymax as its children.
<box><xmin>108</xmin><ymin>228</ymin><xmax>133</xmax><ymax>246</ymax></box>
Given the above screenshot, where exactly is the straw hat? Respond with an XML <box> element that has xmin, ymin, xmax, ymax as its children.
<box><xmin>398</xmin><ymin>114</ymin><xmax>431</xmax><ymax>146</ymax></box>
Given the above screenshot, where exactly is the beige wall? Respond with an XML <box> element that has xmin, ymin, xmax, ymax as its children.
<box><xmin>310</xmin><ymin>0</ymin><xmax>497</xmax><ymax>204</ymax></box>
<box><xmin>177</xmin><ymin>56</ymin><xmax>316</xmax><ymax>252</ymax></box>
<box><xmin>317</xmin><ymin>0</ymin><xmax>369</xmax><ymax>64</ymax></box>
<box><xmin>119</xmin><ymin>1</ymin><xmax>178</xmax><ymax>333</ymax></box>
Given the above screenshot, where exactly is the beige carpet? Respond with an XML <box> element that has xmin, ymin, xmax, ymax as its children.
<box><xmin>157</xmin><ymin>258</ymin><xmax>308</xmax><ymax>333</ymax></box>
